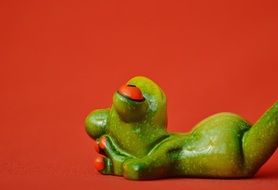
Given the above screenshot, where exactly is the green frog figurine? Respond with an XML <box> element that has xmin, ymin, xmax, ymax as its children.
<box><xmin>85</xmin><ymin>76</ymin><xmax>278</xmax><ymax>180</ymax></box>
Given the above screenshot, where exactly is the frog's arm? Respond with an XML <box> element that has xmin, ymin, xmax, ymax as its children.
<box><xmin>242</xmin><ymin>101</ymin><xmax>278</xmax><ymax>176</ymax></box>
<box><xmin>97</xmin><ymin>135</ymin><xmax>135</xmax><ymax>176</ymax></box>
<box><xmin>122</xmin><ymin>135</ymin><xmax>185</xmax><ymax>180</ymax></box>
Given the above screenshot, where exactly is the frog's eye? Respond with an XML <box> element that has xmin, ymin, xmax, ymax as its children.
<box><xmin>113</xmin><ymin>84</ymin><xmax>148</xmax><ymax>122</ymax></box>
<box><xmin>118</xmin><ymin>84</ymin><xmax>145</xmax><ymax>101</ymax></box>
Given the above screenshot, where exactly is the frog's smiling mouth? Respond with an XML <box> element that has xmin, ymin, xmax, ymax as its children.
<box><xmin>117</xmin><ymin>84</ymin><xmax>145</xmax><ymax>102</ymax></box>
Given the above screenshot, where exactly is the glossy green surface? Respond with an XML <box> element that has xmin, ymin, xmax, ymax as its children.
<box><xmin>85</xmin><ymin>76</ymin><xmax>278</xmax><ymax>180</ymax></box>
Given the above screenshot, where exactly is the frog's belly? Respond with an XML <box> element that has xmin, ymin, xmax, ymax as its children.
<box><xmin>175</xmin><ymin>113</ymin><xmax>251</xmax><ymax>177</ymax></box>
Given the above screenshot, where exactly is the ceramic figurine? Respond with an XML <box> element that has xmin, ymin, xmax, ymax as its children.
<box><xmin>85</xmin><ymin>76</ymin><xmax>278</xmax><ymax>180</ymax></box>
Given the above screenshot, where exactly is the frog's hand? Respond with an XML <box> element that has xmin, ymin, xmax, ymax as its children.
<box><xmin>96</xmin><ymin>135</ymin><xmax>132</xmax><ymax>176</ymax></box>
<box><xmin>243</xmin><ymin>101</ymin><xmax>278</xmax><ymax>176</ymax></box>
<box><xmin>85</xmin><ymin>108</ymin><xmax>110</xmax><ymax>139</ymax></box>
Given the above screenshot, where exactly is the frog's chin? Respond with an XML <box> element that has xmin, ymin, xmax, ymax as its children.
<box><xmin>112</xmin><ymin>92</ymin><xmax>148</xmax><ymax>123</ymax></box>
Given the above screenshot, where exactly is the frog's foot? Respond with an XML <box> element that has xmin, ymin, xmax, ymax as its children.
<box><xmin>94</xmin><ymin>135</ymin><xmax>129</xmax><ymax>176</ymax></box>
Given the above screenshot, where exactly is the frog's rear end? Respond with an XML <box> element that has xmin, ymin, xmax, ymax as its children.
<box><xmin>172</xmin><ymin>113</ymin><xmax>252</xmax><ymax>178</ymax></box>
<box><xmin>172</xmin><ymin>102</ymin><xmax>278</xmax><ymax>178</ymax></box>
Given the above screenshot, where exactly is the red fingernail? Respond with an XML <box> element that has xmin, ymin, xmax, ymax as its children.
<box><xmin>95</xmin><ymin>156</ymin><xmax>105</xmax><ymax>171</ymax></box>
<box><xmin>99</xmin><ymin>136</ymin><xmax>106</xmax><ymax>149</ymax></box>
<box><xmin>94</xmin><ymin>141</ymin><xmax>99</xmax><ymax>153</ymax></box>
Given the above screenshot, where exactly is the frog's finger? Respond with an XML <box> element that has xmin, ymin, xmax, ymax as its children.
<box><xmin>98</xmin><ymin>135</ymin><xmax>131</xmax><ymax>176</ymax></box>
<box><xmin>95</xmin><ymin>137</ymin><xmax>108</xmax><ymax>157</ymax></box>
<box><xmin>93</xmin><ymin>140</ymin><xmax>99</xmax><ymax>153</ymax></box>
<box><xmin>95</xmin><ymin>156</ymin><xmax>105</xmax><ymax>171</ymax></box>
<box><xmin>97</xmin><ymin>135</ymin><xmax>118</xmax><ymax>157</ymax></box>
<box><xmin>99</xmin><ymin>136</ymin><xmax>107</xmax><ymax>150</ymax></box>
<box><xmin>94</xmin><ymin>155</ymin><xmax>113</xmax><ymax>175</ymax></box>
<box><xmin>98</xmin><ymin>135</ymin><xmax>131</xmax><ymax>157</ymax></box>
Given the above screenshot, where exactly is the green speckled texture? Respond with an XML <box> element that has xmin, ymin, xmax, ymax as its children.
<box><xmin>85</xmin><ymin>76</ymin><xmax>278</xmax><ymax>180</ymax></box>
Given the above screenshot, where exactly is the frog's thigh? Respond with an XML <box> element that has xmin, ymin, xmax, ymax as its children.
<box><xmin>176</xmin><ymin>113</ymin><xmax>251</xmax><ymax>177</ymax></box>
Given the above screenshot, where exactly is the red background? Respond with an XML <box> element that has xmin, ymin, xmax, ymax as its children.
<box><xmin>0</xmin><ymin>0</ymin><xmax>278</xmax><ymax>189</ymax></box>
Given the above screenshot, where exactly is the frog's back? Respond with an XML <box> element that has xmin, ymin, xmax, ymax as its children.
<box><xmin>175</xmin><ymin>113</ymin><xmax>251</xmax><ymax>177</ymax></box>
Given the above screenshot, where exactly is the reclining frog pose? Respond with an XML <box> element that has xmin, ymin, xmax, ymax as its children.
<box><xmin>85</xmin><ymin>76</ymin><xmax>278</xmax><ymax>180</ymax></box>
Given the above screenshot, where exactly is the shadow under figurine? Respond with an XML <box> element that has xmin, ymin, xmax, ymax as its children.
<box><xmin>85</xmin><ymin>76</ymin><xmax>278</xmax><ymax>180</ymax></box>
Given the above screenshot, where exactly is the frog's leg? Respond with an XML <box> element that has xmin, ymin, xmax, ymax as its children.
<box><xmin>122</xmin><ymin>135</ymin><xmax>184</xmax><ymax>180</ymax></box>
<box><xmin>96</xmin><ymin>135</ymin><xmax>133</xmax><ymax>176</ymax></box>
<box><xmin>242</xmin><ymin>101</ymin><xmax>278</xmax><ymax>176</ymax></box>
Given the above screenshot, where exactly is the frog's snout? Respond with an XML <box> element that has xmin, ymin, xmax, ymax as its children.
<box><xmin>118</xmin><ymin>84</ymin><xmax>145</xmax><ymax>102</ymax></box>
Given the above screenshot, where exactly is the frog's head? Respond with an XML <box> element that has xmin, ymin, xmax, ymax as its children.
<box><xmin>112</xmin><ymin>76</ymin><xmax>167</xmax><ymax>125</ymax></box>
<box><xmin>109</xmin><ymin>76</ymin><xmax>168</xmax><ymax>156</ymax></box>
<box><xmin>85</xmin><ymin>76</ymin><xmax>168</xmax><ymax>155</ymax></box>
<box><xmin>112</xmin><ymin>84</ymin><xmax>147</xmax><ymax>122</ymax></box>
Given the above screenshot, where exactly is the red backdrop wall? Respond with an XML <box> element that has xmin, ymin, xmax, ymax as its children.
<box><xmin>0</xmin><ymin>0</ymin><xmax>278</xmax><ymax>189</ymax></box>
